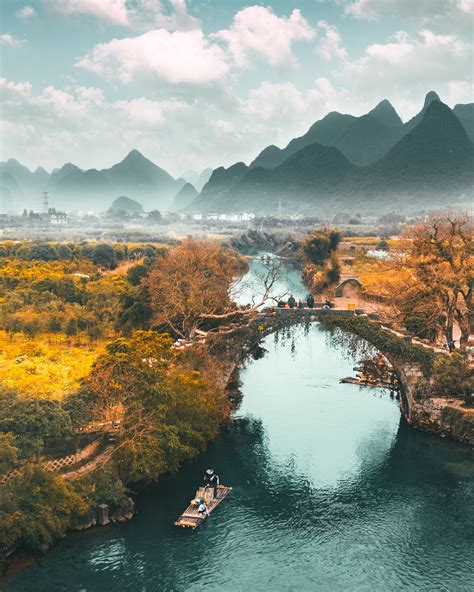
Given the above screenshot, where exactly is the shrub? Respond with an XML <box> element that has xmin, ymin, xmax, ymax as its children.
<box><xmin>0</xmin><ymin>465</ymin><xmax>86</xmax><ymax>553</ymax></box>
<box><xmin>432</xmin><ymin>352</ymin><xmax>474</xmax><ymax>405</ymax></box>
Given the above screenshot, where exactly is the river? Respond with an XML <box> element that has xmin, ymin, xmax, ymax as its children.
<box><xmin>6</xmin><ymin>258</ymin><xmax>474</xmax><ymax>591</ymax></box>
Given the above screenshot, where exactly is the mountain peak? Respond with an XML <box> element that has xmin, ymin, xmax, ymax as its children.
<box><xmin>123</xmin><ymin>149</ymin><xmax>147</xmax><ymax>162</ymax></box>
<box><xmin>369</xmin><ymin>99</ymin><xmax>403</xmax><ymax>128</ymax></box>
<box><xmin>424</xmin><ymin>91</ymin><xmax>441</xmax><ymax>107</ymax></box>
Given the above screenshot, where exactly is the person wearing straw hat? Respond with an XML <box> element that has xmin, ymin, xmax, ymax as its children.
<box><xmin>203</xmin><ymin>468</ymin><xmax>220</xmax><ymax>499</ymax></box>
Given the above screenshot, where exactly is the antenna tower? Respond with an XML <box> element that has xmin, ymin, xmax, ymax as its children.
<box><xmin>42</xmin><ymin>191</ymin><xmax>50</xmax><ymax>214</ymax></box>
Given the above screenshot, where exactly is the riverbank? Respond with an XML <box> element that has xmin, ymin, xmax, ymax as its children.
<box><xmin>5</xmin><ymin>323</ymin><xmax>474</xmax><ymax>592</ymax></box>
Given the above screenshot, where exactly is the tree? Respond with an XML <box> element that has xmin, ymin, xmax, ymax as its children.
<box><xmin>65</xmin><ymin>318</ymin><xmax>78</xmax><ymax>337</ymax></box>
<box><xmin>146</xmin><ymin>240</ymin><xmax>243</xmax><ymax>339</ymax></box>
<box><xmin>432</xmin><ymin>352</ymin><xmax>473</xmax><ymax>406</ymax></box>
<box><xmin>28</xmin><ymin>243</ymin><xmax>58</xmax><ymax>261</ymax></box>
<box><xmin>406</xmin><ymin>213</ymin><xmax>473</xmax><ymax>347</ymax></box>
<box><xmin>0</xmin><ymin>465</ymin><xmax>86</xmax><ymax>553</ymax></box>
<box><xmin>92</xmin><ymin>243</ymin><xmax>117</xmax><ymax>269</ymax></box>
<box><xmin>0</xmin><ymin>391</ymin><xmax>74</xmax><ymax>457</ymax></box>
<box><xmin>376</xmin><ymin>240</ymin><xmax>390</xmax><ymax>251</ymax></box>
<box><xmin>86</xmin><ymin>331</ymin><xmax>229</xmax><ymax>480</ymax></box>
<box><xmin>303</xmin><ymin>228</ymin><xmax>341</xmax><ymax>266</ymax></box>
<box><xmin>0</xmin><ymin>432</ymin><xmax>18</xmax><ymax>474</ymax></box>
<box><xmin>127</xmin><ymin>264</ymin><xmax>149</xmax><ymax>286</ymax></box>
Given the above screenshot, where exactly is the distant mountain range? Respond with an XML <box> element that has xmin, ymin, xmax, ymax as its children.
<box><xmin>191</xmin><ymin>93</ymin><xmax>473</xmax><ymax>214</ymax></box>
<box><xmin>2</xmin><ymin>91</ymin><xmax>473</xmax><ymax>216</ymax></box>
<box><xmin>0</xmin><ymin>149</ymin><xmax>187</xmax><ymax>213</ymax></box>
<box><xmin>171</xmin><ymin>182</ymin><xmax>199</xmax><ymax>211</ymax></box>
<box><xmin>181</xmin><ymin>168</ymin><xmax>213</xmax><ymax>192</ymax></box>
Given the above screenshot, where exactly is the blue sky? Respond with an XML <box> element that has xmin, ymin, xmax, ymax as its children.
<box><xmin>1</xmin><ymin>0</ymin><xmax>472</xmax><ymax>175</ymax></box>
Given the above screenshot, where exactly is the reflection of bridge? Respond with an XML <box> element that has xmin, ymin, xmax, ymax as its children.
<box><xmin>208</xmin><ymin>307</ymin><xmax>473</xmax><ymax>445</ymax></box>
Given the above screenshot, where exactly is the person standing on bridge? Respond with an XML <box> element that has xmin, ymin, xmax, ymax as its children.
<box><xmin>288</xmin><ymin>295</ymin><xmax>296</xmax><ymax>308</ymax></box>
<box><xmin>306</xmin><ymin>294</ymin><xmax>314</xmax><ymax>308</ymax></box>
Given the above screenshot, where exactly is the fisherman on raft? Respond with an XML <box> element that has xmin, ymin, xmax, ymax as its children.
<box><xmin>203</xmin><ymin>468</ymin><xmax>220</xmax><ymax>499</ymax></box>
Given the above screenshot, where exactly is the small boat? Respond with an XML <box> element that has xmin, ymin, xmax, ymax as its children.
<box><xmin>175</xmin><ymin>485</ymin><xmax>232</xmax><ymax>529</ymax></box>
<box><xmin>340</xmin><ymin>376</ymin><xmax>398</xmax><ymax>390</ymax></box>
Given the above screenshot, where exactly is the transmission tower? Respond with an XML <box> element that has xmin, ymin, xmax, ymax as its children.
<box><xmin>42</xmin><ymin>191</ymin><xmax>50</xmax><ymax>214</ymax></box>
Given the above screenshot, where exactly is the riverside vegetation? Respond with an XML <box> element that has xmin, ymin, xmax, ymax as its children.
<box><xmin>0</xmin><ymin>215</ymin><xmax>472</xmax><ymax>561</ymax></box>
<box><xmin>0</xmin><ymin>239</ymin><xmax>241</xmax><ymax>559</ymax></box>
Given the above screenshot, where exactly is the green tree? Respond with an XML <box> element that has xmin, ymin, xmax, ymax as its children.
<box><xmin>0</xmin><ymin>432</ymin><xmax>18</xmax><ymax>474</ymax></box>
<box><xmin>28</xmin><ymin>243</ymin><xmax>59</xmax><ymax>261</ymax></box>
<box><xmin>88</xmin><ymin>331</ymin><xmax>229</xmax><ymax>480</ymax></box>
<box><xmin>65</xmin><ymin>318</ymin><xmax>78</xmax><ymax>337</ymax></box>
<box><xmin>0</xmin><ymin>465</ymin><xmax>86</xmax><ymax>553</ymax></box>
<box><xmin>92</xmin><ymin>244</ymin><xmax>117</xmax><ymax>269</ymax></box>
<box><xmin>126</xmin><ymin>264</ymin><xmax>149</xmax><ymax>286</ymax></box>
<box><xmin>432</xmin><ymin>352</ymin><xmax>474</xmax><ymax>405</ymax></box>
<box><xmin>0</xmin><ymin>391</ymin><xmax>74</xmax><ymax>457</ymax></box>
<box><xmin>303</xmin><ymin>229</ymin><xmax>341</xmax><ymax>266</ymax></box>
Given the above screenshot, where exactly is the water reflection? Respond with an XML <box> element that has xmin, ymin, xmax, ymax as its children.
<box><xmin>7</xmin><ymin>323</ymin><xmax>474</xmax><ymax>592</ymax></box>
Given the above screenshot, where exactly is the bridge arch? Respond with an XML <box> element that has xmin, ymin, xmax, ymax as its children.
<box><xmin>335</xmin><ymin>277</ymin><xmax>363</xmax><ymax>297</ymax></box>
<box><xmin>229</xmin><ymin>309</ymin><xmax>425</xmax><ymax>423</ymax></box>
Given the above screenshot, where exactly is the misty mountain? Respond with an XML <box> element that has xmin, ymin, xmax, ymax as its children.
<box><xmin>181</xmin><ymin>167</ymin><xmax>213</xmax><ymax>191</ymax></box>
<box><xmin>0</xmin><ymin>159</ymin><xmax>50</xmax><ymax>209</ymax></box>
<box><xmin>345</xmin><ymin>100</ymin><xmax>474</xmax><ymax>207</ymax></box>
<box><xmin>249</xmin><ymin>92</ymin><xmax>473</xmax><ymax>173</ymax></box>
<box><xmin>192</xmin><ymin>144</ymin><xmax>356</xmax><ymax>212</ymax></box>
<box><xmin>1</xmin><ymin>150</ymin><xmax>185</xmax><ymax>212</ymax></box>
<box><xmin>193</xmin><ymin>100</ymin><xmax>473</xmax><ymax>214</ymax></box>
<box><xmin>0</xmin><ymin>172</ymin><xmax>23</xmax><ymax>211</ymax></box>
<box><xmin>250</xmin><ymin>99</ymin><xmax>404</xmax><ymax>169</ymax></box>
<box><xmin>453</xmin><ymin>103</ymin><xmax>474</xmax><ymax>142</ymax></box>
<box><xmin>49</xmin><ymin>163</ymin><xmax>82</xmax><ymax>186</ymax></box>
<box><xmin>102</xmin><ymin>149</ymin><xmax>182</xmax><ymax>210</ymax></box>
<box><xmin>171</xmin><ymin>182</ymin><xmax>199</xmax><ymax>211</ymax></box>
<box><xmin>108</xmin><ymin>195</ymin><xmax>144</xmax><ymax>213</ymax></box>
<box><xmin>403</xmin><ymin>90</ymin><xmax>441</xmax><ymax>133</ymax></box>
<box><xmin>196</xmin><ymin>168</ymin><xmax>213</xmax><ymax>191</ymax></box>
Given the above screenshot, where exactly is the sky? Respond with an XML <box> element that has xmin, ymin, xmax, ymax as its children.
<box><xmin>0</xmin><ymin>0</ymin><xmax>473</xmax><ymax>176</ymax></box>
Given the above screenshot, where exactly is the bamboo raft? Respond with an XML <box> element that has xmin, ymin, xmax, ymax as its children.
<box><xmin>175</xmin><ymin>485</ymin><xmax>232</xmax><ymax>529</ymax></box>
<box><xmin>340</xmin><ymin>376</ymin><xmax>398</xmax><ymax>390</ymax></box>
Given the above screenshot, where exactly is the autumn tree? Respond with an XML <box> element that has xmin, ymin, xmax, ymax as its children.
<box><xmin>84</xmin><ymin>331</ymin><xmax>229</xmax><ymax>480</ymax></box>
<box><xmin>405</xmin><ymin>212</ymin><xmax>473</xmax><ymax>347</ymax></box>
<box><xmin>146</xmin><ymin>240</ymin><xmax>244</xmax><ymax>339</ymax></box>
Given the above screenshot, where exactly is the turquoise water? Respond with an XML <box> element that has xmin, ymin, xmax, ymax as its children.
<box><xmin>6</xmin><ymin>324</ymin><xmax>474</xmax><ymax>592</ymax></box>
<box><xmin>6</xmin><ymin>258</ymin><xmax>474</xmax><ymax>591</ymax></box>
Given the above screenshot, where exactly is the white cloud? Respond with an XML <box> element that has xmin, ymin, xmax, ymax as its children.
<box><xmin>114</xmin><ymin>97</ymin><xmax>190</xmax><ymax>127</ymax></box>
<box><xmin>344</xmin><ymin>0</ymin><xmax>473</xmax><ymax>37</ymax></box>
<box><xmin>316</xmin><ymin>21</ymin><xmax>347</xmax><ymax>61</ymax></box>
<box><xmin>131</xmin><ymin>0</ymin><xmax>199</xmax><ymax>31</ymax></box>
<box><xmin>213</xmin><ymin>6</ymin><xmax>314</xmax><ymax>68</ymax></box>
<box><xmin>0</xmin><ymin>78</ymin><xmax>32</xmax><ymax>100</ymax></box>
<box><xmin>457</xmin><ymin>0</ymin><xmax>474</xmax><ymax>13</ymax></box>
<box><xmin>45</xmin><ymin>0</ymin><xmax>129</xmax><ymax>26</ymax></box>
<box><xmin>345</xmin><ymin>0</ymin><xmax>450</xmax><ymax>20</ymax></box>
<box><xmin>0</xmin><ymin>34</ymin><xmax>27</xmax><ymax>48</ymax></box>
<box><xmin>76</xmin><ymin>29</ymin><xmax>229</xmax><ymax>85</ymax></box>
<box><xmin>338</xmin><ymin>29</ymin><xmax>472</xmax><ymax>118</ymax></box>
<box><xmin>238</xmin><ymin>78</ymin><xmax>352</xmax><ymax>148</ymax></box>
<box><xmin>44</xmin><ymin>0</ymin><xmax>199</xmax><ymax>31</ymax></box>
<box><xmin>16</xmin><ymin>5</ymin><xmax>37</xmax><ymax>20</ymax></box>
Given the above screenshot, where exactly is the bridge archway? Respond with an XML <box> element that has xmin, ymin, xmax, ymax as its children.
<box><xmin>231</xmin><ymin>309</ymin><xmax>421</xmax><ymax>422</ymax></box>
<box><xmin>335</xmin><ymin>278</ymin><xmax>363</xmax><ymax>298</ymax></box>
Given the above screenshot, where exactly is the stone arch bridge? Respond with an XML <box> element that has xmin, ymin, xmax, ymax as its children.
<box><xmin>207</xmin><ymin>307</ymin><xmax>473</xmax><ymax>444</ymax></box>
